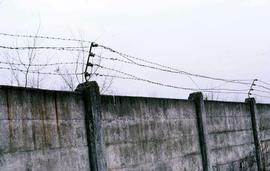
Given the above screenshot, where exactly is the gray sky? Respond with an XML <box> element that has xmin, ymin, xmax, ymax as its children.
<box><xmin>0</xmin><ymin>0</ymin><xmax>270</xmax><ymax>102</ymax></box>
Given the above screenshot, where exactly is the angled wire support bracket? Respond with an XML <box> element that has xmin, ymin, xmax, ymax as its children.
<box><xmin>248</xmin><ymin>79</ymin><xmax>258</xmax><ymax>98</ymax></box>
<box><xmin>84</xmin><ymin>42</ymin><xmax>98</xmax><ymax>81</ymax></box>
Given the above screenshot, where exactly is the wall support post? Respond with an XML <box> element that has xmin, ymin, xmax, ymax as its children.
<box><xmin>76</xmin><ymin>81</ymin><xmax>107</xmax><ymax>171</ymax></box>
<box><xmin>189</xmin><ymin>92</ymin><xmax>212</xmax><ymax>171</ymax></box>
<box><xmin>245</xmin><ymin>98</ymin><xmax>263</xmax><ymax>171</ymax></box>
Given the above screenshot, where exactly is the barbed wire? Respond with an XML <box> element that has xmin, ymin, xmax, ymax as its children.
<box><xmin>95</xmin><ymin>54</ymin><xmax>253</xmax><ymax>88</ymax></box>
<box><xmin>0</xmin><ymin>32</ymin><xmax>92</xmax><ymax>43</ymax></box>
<box><xmin>0</xmin><ymin>32</ymin><xmax>264</xmax><ymax>86</ymax></box>
<box><xmin>0</xmin><ymin>57</ymin><xmax>255</xmax><ymax>95</ymax></box>
<box><xmin>251</xmin><ymin>93</ymin><xmax>270</xmax><ymax>99</ymax></box>
<box><xmin>256</xmin><ymin>84</ymin><xmax>270</xmax><ymax>91</ymax></box>
<box><xmin>0</xmin><ymin>66</ymin><xmax>83</xmax><ymax>76</ymax></box>
<box><xmin>94</xmin><ymin>64</ymin><xmax>250</xmax><ymax>93</ymax></box>
<box><xmin>95</xmin><ymin>54</ymin><xmax>253</xmax><ymax>94</ymax></box>
<box><xmin>0</xmin><ymin>61</ymin><xmax>256</xmax><ymax>96</ymax></box>
<box><xmin>93</xmin><ymin>72</ymin><xmax>249</xmax><ymax>95</ymax></box>
<box><xmin>258</xmin><ymin>80</ymin><xmax>270</xmax><ymax>86</ymax></box>
<box><xmin>92</xmin><ymin>73</ymin><xmax>140</xmax><ymax>81</ymax></box>
<box><xmin>97</xmin><ymin>45</ymin><xmax>252</xmax><ymax>85</ymax></box>
<box><xmin>0</xmin><ymin>32</ymin><xmax>267</xmax><ymax>84</ymax></box>
<box><xmin>0</xmin><ymin>32</ymin><xmax>270</xmax><ymax>100</ymax></box>
<box><xmin>0</xmin><ymin>61</ymin><xmax>82</xmax><ymax>67</ymax></box>
<box><xmin>253</xmin><ymin>89</ymin><xmax>270</xmax><ymax>94</ymax></box>
<box><xmin>0</xmin><ymin>45</ymin><xmax>87</xmax><ymax>52</ymax></box>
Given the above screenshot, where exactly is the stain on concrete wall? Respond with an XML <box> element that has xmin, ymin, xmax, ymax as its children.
<box><xmin>257</xmin><ymin>103</ymin><xmax>270</xmax><ymax>170</ymax></box>
<box><xmin>100</xmin><ymin>95</ymin><xmax>202</xmax><ymax>171</ymax></box>
<box><xmin>0</xmin><ymin>86</ymin><xmax>90</xmax><ymax>171</ymax></box>
<box><xmin>205</xmin><ymin>101</ymin><xmax>257</xmax><ymax>170</ymax></box>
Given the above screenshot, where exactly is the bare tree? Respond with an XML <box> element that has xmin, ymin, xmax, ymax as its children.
<box><xmin>4</xmin><ymin>26</ymin><xmax>46</xmax><ymax>88</ymax></box>
<box><xmin>2</xmin><ymin>29</ymin><xmax>114</xmax><ymax>92</ymax></box>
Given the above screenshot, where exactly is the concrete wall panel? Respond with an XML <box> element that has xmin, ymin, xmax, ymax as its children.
<box><xmin>0</xmin><ymin>86</ymin><xmax>90</xmax><ymax>171</ymax></box>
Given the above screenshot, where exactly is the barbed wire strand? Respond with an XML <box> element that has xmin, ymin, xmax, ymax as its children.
<box><xmin>95</xmin><ymin>55</ymin><xmax>254</xmax><ymax>91</ymax></box>
<box><xmin>253</xmin><ymin>89</ymin><xmax>270</xmax><ymax>94</ymax></box>
<box><xmin>1</xmin><ymin>32</ymin><xmax>270</xmax><ymax>96</ymax></box>
<box><xmin>258</xmin><ymin>80</ymin><xmax>270</xmax><ymax>86</ymax></box>
<box><xmin>0</xmin><ymin>45</ymin><xmax>87</xmax><ymax>52</ymax></box>
<box><xmin>93</xmin><ymin>72</ymin><xmax>248</xmax><ymax>95</ymax></box>
<box><xmin>0</xmin><ymin>62</ymin><xmax>262</xmax><ymax>97</ymax></box>
<box><xmin>0</xmin><ymin>66</ymin><xmax>83</xmax><ymax>76</ymax></box>
<box><xmin>97</xmin><ymin>45</ymin><xmax>252</xmax><ymax>85</ymax></box>
<box><xmin>1</xmin><ymin>58</ymin><xmax>251</xmax><ymax>93</ymax></box>
<box><xmin>95</xmin><ymin>55</ymin><xmax>252</xmax><ymax>87</ymax></box>
<box><xmin>0</xmin><ymin>61</ymin><xmax>82</xmax><ymax>67</ymax></box>
<box><xmin>251</xmin><ymin>93</ymin><xmax>270</xmax><ymax>99</ymax></box>
<box><xmin>0</xmin><ymin>32</ymin><xmax>265</xmax><ymax>87</ymax></box>
<box><xmin>0</xmin><ymin>32</ymin><xmax>92</xmax><ymax>43</ymax></box>
<box><xmin>256</xmin><ymin>84</ymin><xmax>270</xmax><ymax>91</ymax></box>
<box><xmin>94</xmin><ymin>64</ymin><xmax>250</xmax><ymax>93</ymax></box>
<box><xmin>0</xmin><ymin>32</ymin><xmax>267</xmax><ymax>88</ymax></box>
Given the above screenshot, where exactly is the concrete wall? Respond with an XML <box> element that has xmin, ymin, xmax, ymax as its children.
<box><xmin>1</xmin><ymin>84</ymin><xmax>270</xmax><ymax>171</ymax></box>
<box><xmin>100</xmin><ymin>96</ymin><xmax>267</xmax><ymax>171</ymax></box>
<box><xmin>100</xmin><ymin>95</ymin><xmax>202</xmax><ymax>171</ymax></box>
<box><xmin>257</xmin><ymin>104</ymin><xmax>270</xmax><ymax>169</ymax></box>
<box><xmin>205</xmin><ymin>101</ymin><xmax>257</xmax><ymax>170</ymax></box>
<box><xmin>0</xmin><ymin>86</ymin><xmax>90</xmax><ymax>171</ymax></box>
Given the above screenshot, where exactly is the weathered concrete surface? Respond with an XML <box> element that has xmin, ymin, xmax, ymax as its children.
<box><xmin>246</xmin><ymin>98</ymin><xmax>263</xmax><ymax>170</ymax></box>
<box><xmin>189</xmin><ymin>92</ymin><xmax>212</xmax><ymax>171</ymax></box>
<box><xmin>100</xmin><ymin>95</ymin><xmax>202</xmax><ymax>171</ymax></box>
<box><xmin>77</xmin><ymin>81</ymin><xmax>107</xmax><ymax>171</ymax></box>
<box><xmin>257</xmin><ymin>103</ymin><xmax>270</xmax><ymax>170</ymax></box>
<box><xmin>205</xmin><ymin>101</ymin><xmax>257</xmax><ymax>170</ymax></box>
<box><xmin>2</xmin><ymin>85</ymin><xmax>270</xmax><ymax>171</ymax></box>
<box><xmin>0</xmin><ymin>86</ymin><xmax>90</xmax><ymax>171</ymax></box>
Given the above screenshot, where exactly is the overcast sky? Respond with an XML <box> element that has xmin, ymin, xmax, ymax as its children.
<box><xmin>0</xmin><ymin>0</ymin><xmax>270</xmax><ymax>102</ymax></box>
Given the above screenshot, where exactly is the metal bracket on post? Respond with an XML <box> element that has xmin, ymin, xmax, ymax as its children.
<box><xmin>84</xmin><ymin>42</ymin><xmax>98</xmax><ymax>82</ymax></box>
<box><xmin>248</xmin><ymin>79</ymin><xmax>258</xmax><ymax>98</ymax></box>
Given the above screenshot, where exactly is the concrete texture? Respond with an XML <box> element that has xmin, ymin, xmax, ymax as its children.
<box><xmin>1</xmin><ymin>84</ymin><xmax>270</xmax><ymax>171</ymax></box>
<box><xmin>205</xmin><ymin>101</ymin><xmax>257</xmax><ymax>170</ymax></box>
<box><xmin>189</xmin><ymin>92</ymin><xmax>212</xmax><ymax>171</ymax></box>
<box><xmin>77</xmin><ymin>81</ymin><xmax>107</xmax><ymax>171</ymax></box>
<box><xmin>0</xmin><ymin>86</ymin><xmax>90</xmax><ymax>171</ymax></box>
<box><xmin>100</xmin><ymin>95</ymin><xmax>202</xmax><ymax>171</ymax></box>
<box><xmin>257</xmin><ymin>103</ymin><xmax>270</xmax><ymax>170</ymax></box>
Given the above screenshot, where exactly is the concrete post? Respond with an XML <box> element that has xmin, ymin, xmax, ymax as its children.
<box><xmin>189</xmin><ymin>92</ymin><xmax>212</xmax><ymax>171</ymax></box>
<box><xmin>76</xmin><ymin>81</ymin><xmax>107</xmax><ymax>171</ymax></box>
<box><xmin>245</xmin><ymin>98</ymin><xmax>263</xmax><ymax>171</ymax></box>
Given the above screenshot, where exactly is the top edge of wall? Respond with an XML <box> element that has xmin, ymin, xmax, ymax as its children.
<box><xmin>0</xmin><ymin>85</ymin><xmax>80</xmax><ymax>94</ymax></box>
<box><xmin>102</xmin><ymin>94</ymin><xmax>270</xmax><ymax>105</ymax></box>
<box><xmin>204</xmin><ymin>99</ymin><xmax>247</xmax><ymax>104</ymax></box>
<box><xmin>2</xmin><ymin>85</ymin><xmax>269</xmax><ymax>105</ymax></box>
<box><xmin>101</xmin><ymin>94</ymin><xmax>189</xmax><ymax>101</ymax></box>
